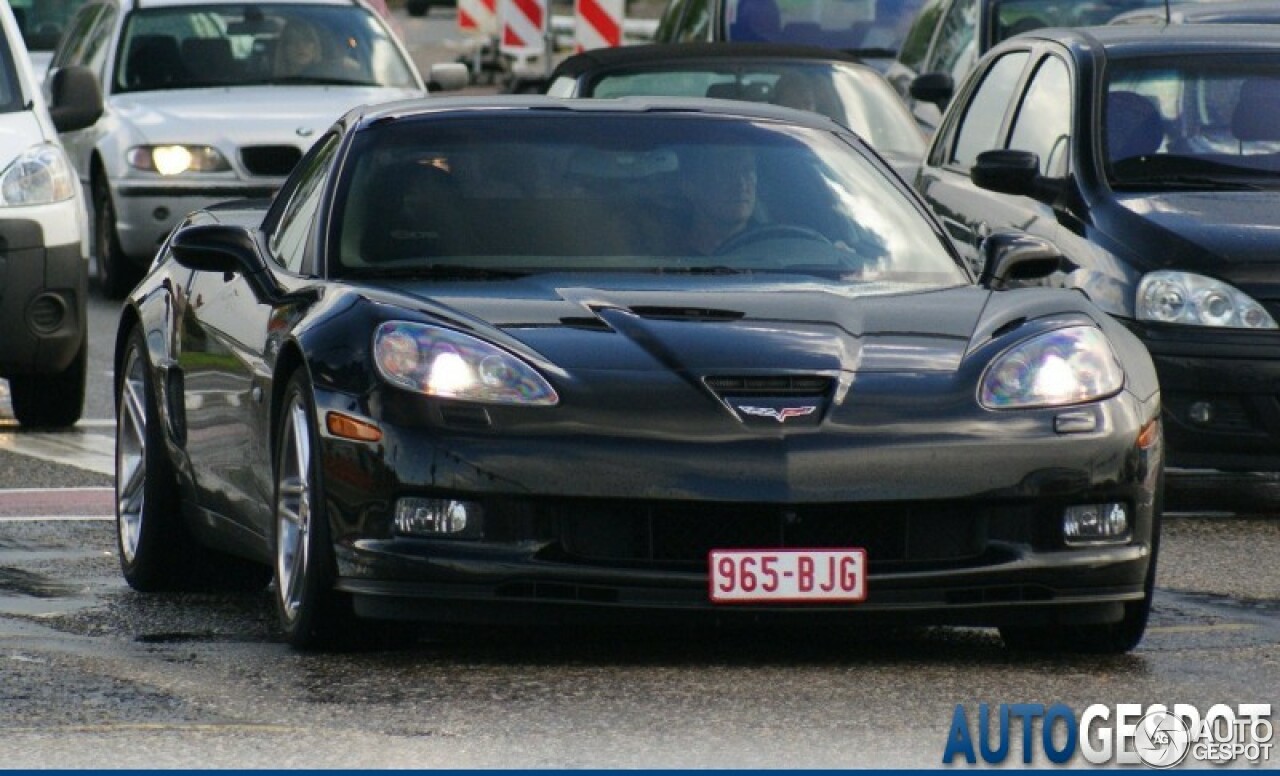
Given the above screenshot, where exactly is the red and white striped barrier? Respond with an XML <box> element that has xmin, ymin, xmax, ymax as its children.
<box><xmin>459</xmin><ymin>0</ymin><xmax>498</xmax><ymax>37</ymax></box>
<box><xmin>574</xmin><ymin>0</ymin><xmax>624</xmax><ymax>51</ymax></box>
<box><xmin>499</xmin><ymin>0</ymin><xmax>549</xmax><ymax>56</ymax></box>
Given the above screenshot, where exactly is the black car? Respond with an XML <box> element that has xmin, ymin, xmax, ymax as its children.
<box><xmin>114</xmin><ymin>95</ymin><xmax>1162</xmax><ymax>652</ymax></box>
<box><xmin>652</xmin><ymin>0</ymin><xmax>928</xmax><ymax>72</ymax></box>
<box><xmin>915</xmin><ymin>24</ymin><xmax>1280</xmax><ymax>472</ymax></box>
<box><xmin>544</xmin><ymin>43</ymin><xmax>927</xmax><ymax>179</ymax></box>
<box><xmin>886</xmin><ymin>0</ymin><xmax>1199</xmax><ymax>134</ymax></box>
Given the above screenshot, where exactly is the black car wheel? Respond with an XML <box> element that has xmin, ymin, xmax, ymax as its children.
<box><xmin>117</xmin><ymin>325</ymin><xmax>271</xmax><ymax>591</ymax></box>
<box><xmin>273</xmin><ymin>370</ymin><xmax>357</xmax><ymax>649</ymax></box>
<box><xmin>93</xmin><ymin>174</ymin><xmax>141</xmax><ymax>300</ymax></box>
<box><xmin>9</xmin><ymin>341</ymin><xmax>86</xmax><ymax>428</ymax></box>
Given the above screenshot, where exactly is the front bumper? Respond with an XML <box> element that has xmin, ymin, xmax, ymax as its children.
<box><xmin>0</xmin><ymin>218</ymin><xmax>87</xmax><ymax>378</ymax></box>
<box><xmin>313</xmin><ymin>383</ymin><xmax>1162</xmax><ymax>628</ymax></box>
<box><xmin>112</xmin><ymin>180</ymin><xmax>280</xmax><ymax>261</ymax></box>
<box><xmin>1130</xmin><ymin>321</ymin><xmax>1280</xmax><ymax>470</ymax></box>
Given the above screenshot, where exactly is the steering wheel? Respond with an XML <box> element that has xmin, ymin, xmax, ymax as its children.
<box><xmin>715</xmin><ymin>224</ymin><xmax>833</xmax><ymax>255</ymax></box>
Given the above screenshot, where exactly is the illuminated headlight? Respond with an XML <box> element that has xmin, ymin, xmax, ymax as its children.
<box><xmin>126</xmin><ymin>145</ymin><xmax>230</xmax><ymax>175</ymax></box>
<box><xmin>0</xmin><ymin>143</ymin><xmax>77</xmax><ymax>205</ymax></box>
<box><xmin>1063</xmin><ymin>503</ymin><xmax>1129</xmax><ymax>545</ymax></box>
<box><xmin>373</xmin><ymin>321</ymin><xmax>558</xmax><ymax>405</ymax></box>
<box><xmin>395</xmin><ymin>497</ymin><xmax>482</xmax><ymax>537</ymax></box>
<box><xmin>1137</xmin><ymin>270</ymin><xmax>1276</xmax><ymax>329</ymax></box>
<box><xmin>980</xmin><ymin>326</ymin><xmax>1123</xmax><ymax>409</ymax></box>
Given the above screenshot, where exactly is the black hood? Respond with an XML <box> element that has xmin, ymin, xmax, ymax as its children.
<box><xmin>382</xmin><ymin>275</ymin><xmax>989</xmax><ymax>374</ymax></box>
<box><xmin>1113</xmin><ymin>190</ymin><xmax>1280</xmax><ymax>299</ymax></box>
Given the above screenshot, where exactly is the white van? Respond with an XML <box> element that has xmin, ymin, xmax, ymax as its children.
<box><xmin>0</xmin><ymin>3</ymin><xmax>101</xmax><ymax>427</ymax></box>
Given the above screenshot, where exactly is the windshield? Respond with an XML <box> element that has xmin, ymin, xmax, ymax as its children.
<box><xmin>336</xmin><ymin>113</ymin><xmax>965</xmax><ymax>290</ymax></box>
<box><xmin>0</xmin><ymin>26</ymin><xmax>21</xmax><ymax>112</ymax></box>
<box><xmin>724</xmin><ymin>0</ymin><xmax>927</xmax><ymax>56</ymax></box>
<box><xmin>1105</xmin><ymin>57</ymin><xmax>1280</xmax><ymax>187</ymax></box>
<box><xmin>11</xmin><ymin>0</ymin><xmax>90</xmax><ymax>53</ymax></box>
<box><xmin>587</xmin><ymin>62</ymin><xmax>926</xmax><ymax>158</ymax></box>
<box><xmin>114</xmin><ymin>3</ymin><xmax>418</xmax><ymax>93</ymax></box>
<box><xmin>991</xmin><ymin>0</ymin><xmax>1174</xmax><ymax>44</ymax></box>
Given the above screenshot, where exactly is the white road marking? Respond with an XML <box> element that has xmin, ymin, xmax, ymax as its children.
<box><xmin>0</xmin><ymin>422</ymin><xmax>115</xmax><ymax>476</ymax></box>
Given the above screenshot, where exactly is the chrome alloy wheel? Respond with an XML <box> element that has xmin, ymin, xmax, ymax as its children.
<box><xmin>275</xmin><ymin>394</ymin><xmax>312</xmax><ymax>624</ymax></box>
<box><xmin>116</xmin><ymin>344</ymin><xmax>148</xmax><ymax>564</ymax></box>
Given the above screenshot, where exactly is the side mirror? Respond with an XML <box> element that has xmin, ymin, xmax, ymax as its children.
<box><xmin>48</xmin><ymin>66</ymin><xmax>104</xmax><ymax>133</ymax></box>
<box><xmin>909</xmin><ymin>71</ymin><xmax>954</xmax><ymax>108</ymax></box>
<box><xmin>979</xmin><ymin>231</ymin><xmax>1070</xmax><ymax>289</ymax></box>
<box><xmin>170</xmin><ymin>223</ymin><xmax>286</xmax><ymax>301</ymax></box>
<box><xmin>971</xmin><ymin>149</ymin><xmax>1040</xmax><ymax>196</ymax></box>
<box><xmin>427</xmin><ymin>62</ymin><xmax>470</xmax><ymax>92</ymax></box>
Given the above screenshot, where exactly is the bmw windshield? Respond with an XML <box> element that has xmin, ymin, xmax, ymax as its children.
<box><xmin>114</xmin><ymin>3</ymin><xmax>418</xmax><ymax>93</ymax></box>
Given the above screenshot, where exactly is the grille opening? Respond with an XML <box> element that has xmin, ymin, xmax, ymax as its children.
<box><xmin>240</xmin><ymin>145</ymin><xmax>302</xmax><ymax>177</ymax></box>
<box><xmin>704</xmin><ymin>375</ymin><xmax>832</xmax><ymax>397</ymax></box>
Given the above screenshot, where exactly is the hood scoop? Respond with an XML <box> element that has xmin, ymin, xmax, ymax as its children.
<box><xmin>626</xmin><ymin>305</ymin><xmax>745</xmax><ymax>322</ymax></box>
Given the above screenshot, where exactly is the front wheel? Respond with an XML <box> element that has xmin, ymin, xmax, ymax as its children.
<box><xmin>93</xmin><ymin>175</ymin><xmax>141</xmax><ymax>299</ymax></box>
<box><xmin>273</xmin><ymin>370</ymin><xmax>356</xmax><ymax>649</ymax></box>
<box><xmin>10</xmin><ymin>342</ymin><xmax>86</xmax><ymax>428</ymax></box>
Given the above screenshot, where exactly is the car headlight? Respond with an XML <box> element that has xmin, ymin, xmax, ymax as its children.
<box><xmin>1137</xmin><ymin>270</ymin><xmax>1277</xmax><ymax>329</ymax></box>
<box><xmin>0</xmin><ymin>143</ymin><xmax>77</xmax><ymax>206</ymax></box>
<box><xmin>980</xmin><ymin>326</ymin><xmax>1124</xmax><ymax>409</ymax></box>
<box><xmin>373</xmin><ymin>321</ymin><xmax>558</xmax><ymax>405</ymax></box>
<box><xmin>126</xmin><ymin>145</ymin><xmax>231</xmax><ymax>175</ymax></box>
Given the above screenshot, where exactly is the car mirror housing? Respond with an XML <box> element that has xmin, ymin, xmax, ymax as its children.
<box><xmin>909</xmin><ymin>72</ymin><xmax>954</xmax><ymax>107</ymax></box>
<box><xmin>170</xmin><ymin>224</ymin><xmax>264</xmax><ymax>275</ymax></box>
<box><xmin>979</xmin><ymin>231</ymin><xmax>1069</xmax><ymax>289</ymax></box>
<box><xmin>970</xmin><ymin>148</ymin><xmax>1042</xmax><ymax>195</ymax></box>
<box><xmin>427</xmin><ymin>63</ymin><xmax>470</xmax><ymax>92</ymax></box>
<box><xmin>48</xmin><ymin>66</ymin><xmax>104</xmax><ymax>134</ymax></box>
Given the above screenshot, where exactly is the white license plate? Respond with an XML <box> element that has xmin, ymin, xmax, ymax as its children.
<box><xmin>709</xmin><ymin>548</ymin><xmax>867</xmax><ymax>603</ymax></box>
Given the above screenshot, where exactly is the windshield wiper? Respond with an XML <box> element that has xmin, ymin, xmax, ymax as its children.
<box><xmin>1113</xmin><ymin>174</ymin><xmax>1273</xmax><ymax>191</ymax></box>
<box><xmin>656</xmin><ymin>265</ymin><xmax>752</xmax><ymax>275</ymax></box>
<box><xmin>346</xmin><ymin>264</ymin><xmax>532</xmax><ymax>280</ymax></box>
<box><xmin>264</xmin><ymin>76</ymin><xmax>378</xmax><ymax>87</ymax></box>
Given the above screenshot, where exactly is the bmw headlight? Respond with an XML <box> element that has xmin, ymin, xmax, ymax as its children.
<box><xmin>1137</xmin><ymin>270</ymin><xmax>1276</xmax><ymax>329</ymax></box>
<box><xmin>980</xmin><ymin>326</ymin><xmax>1124</xmax><ymax>409</ymax></box>
<box><xmin>126</xmin><ymin>145</ymin><xmax>231</xmax><ymax>175</ymax></box>
<box><xmin>0</xmin><ymin>143</ymin><xmax>77</xmax><ymax>206</ymax></box>
<box><xmin>373</xmin><ymin>321</ymin><xmax>558</xmax><ymax>405</ymax></box>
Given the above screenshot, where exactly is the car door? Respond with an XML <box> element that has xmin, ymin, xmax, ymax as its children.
<box><xmin>178</xmin><ymin>134</ymin><xmax>339</xmax><ymax>539</ymax></box>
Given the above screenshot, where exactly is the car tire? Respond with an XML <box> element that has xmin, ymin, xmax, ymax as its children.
<box><xmin>273</xmin><ymin>369</ymin><xmax>359</xmax><ymax>650</ymax></box>
<box><xmin>117</xmin><ymin>324</ymin><xmax>271</xmax><ymax>592</ymax></box>
<box><xmin>93</xmin><ymin>173</ymin><xmax>141</xmax><ymax>300</ymax></box>
<box><xmin>1000</xmin><ymin>506</ymin><xmax>1161</xmax><ymax>655</ymax></box>
<box><xmin>9</xmin><ymin>341</ymin><xmax>86</xmax><ymax>428</ymax></box>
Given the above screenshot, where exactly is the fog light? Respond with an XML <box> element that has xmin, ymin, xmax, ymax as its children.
<box><xmin>1187</xmin><ymin>401</ymin><xmax>1213</xmax><ymax>425</ymax></box>
<box><xmin>395</xmin><ymin>497</ymin><xmax>482</xmax><ymax>538</ymax></box>
<box><xmin>1063</xmin><ymin>503</ymin><xmax>1129</xmax><ymax>545</ymax></box>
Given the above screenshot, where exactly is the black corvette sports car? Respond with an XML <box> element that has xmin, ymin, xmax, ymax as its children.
<box><xmin>114</xmin><ymin>96</ymin><xmax>1163</xmax><ymax>652</ymax></box>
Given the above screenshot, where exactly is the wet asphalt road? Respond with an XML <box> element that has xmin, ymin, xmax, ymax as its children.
<box><xmin>0</xmin><ymin>7</ymin><xmax>1277</xmax><ymax>767</ymax></box>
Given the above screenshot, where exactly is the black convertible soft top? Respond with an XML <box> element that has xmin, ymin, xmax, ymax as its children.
<box><xmin>548</xmin><ymin>41</ymin><xmax>867</xmax><ymax>81</ymax></box>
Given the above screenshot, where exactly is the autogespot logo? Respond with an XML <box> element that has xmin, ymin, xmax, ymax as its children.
<box><xmin>942</xmin><ymin>703</ymin><xmax>1274</xmax><ymax>766</ymax></box>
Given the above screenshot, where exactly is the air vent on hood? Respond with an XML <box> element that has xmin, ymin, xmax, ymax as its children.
<box><xmin>628</xmin><ymin>306</ymin><xmax>745</xmax><ymax>322</ymax></box>
<box><xmin>704</xmin><ymin>375</ymin><xmax>832</xmax><ymax>397</ymax></box>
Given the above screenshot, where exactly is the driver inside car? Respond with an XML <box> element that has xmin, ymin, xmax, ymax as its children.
<box><xmin>675</xmin><ymin>145</ymin><xmax>762</xmax><ymax>255</ymax></box>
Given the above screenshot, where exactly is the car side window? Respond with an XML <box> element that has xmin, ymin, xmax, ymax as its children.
<box><xmin>270</xmin><ymin>135</ymin><xmax>339</xmax><ymax>274</ymax></box>
<box><xmin>926</xmin><ymin>0</ymin><xmax>978</xmax><ymax>80</ymax></box>
<box><xmin>654</xmin><ymin>0</ymin><xmax>690</xmax><ymax>41</ymax></box>
<box><xmin>950</xmin><ymin>50</ymin><xmax>1027</xmax><ymax>168</ymax></box>
<box><xmin>1008</xmin><ymin>55</ymin><xmax>1071</xmax><ymax>177</ymax></box>
<box><xmin>675</xmin><ymin>0</ymin><xmax>711</xmax><ymax>41</ymax></box>
<box><xmin>897</xmin><ymin>0</ymin><xmax>947</xmax><ymax>73</ymax></box>
<box><xmin>76</xmin><ymin>5</ymin><xmax>118</xmax><ymax>77</ymax></box>
<box><xmin>48</xmin><ymin>3</ymin><xmax>105</xmax><ymax>71</ymax></box>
